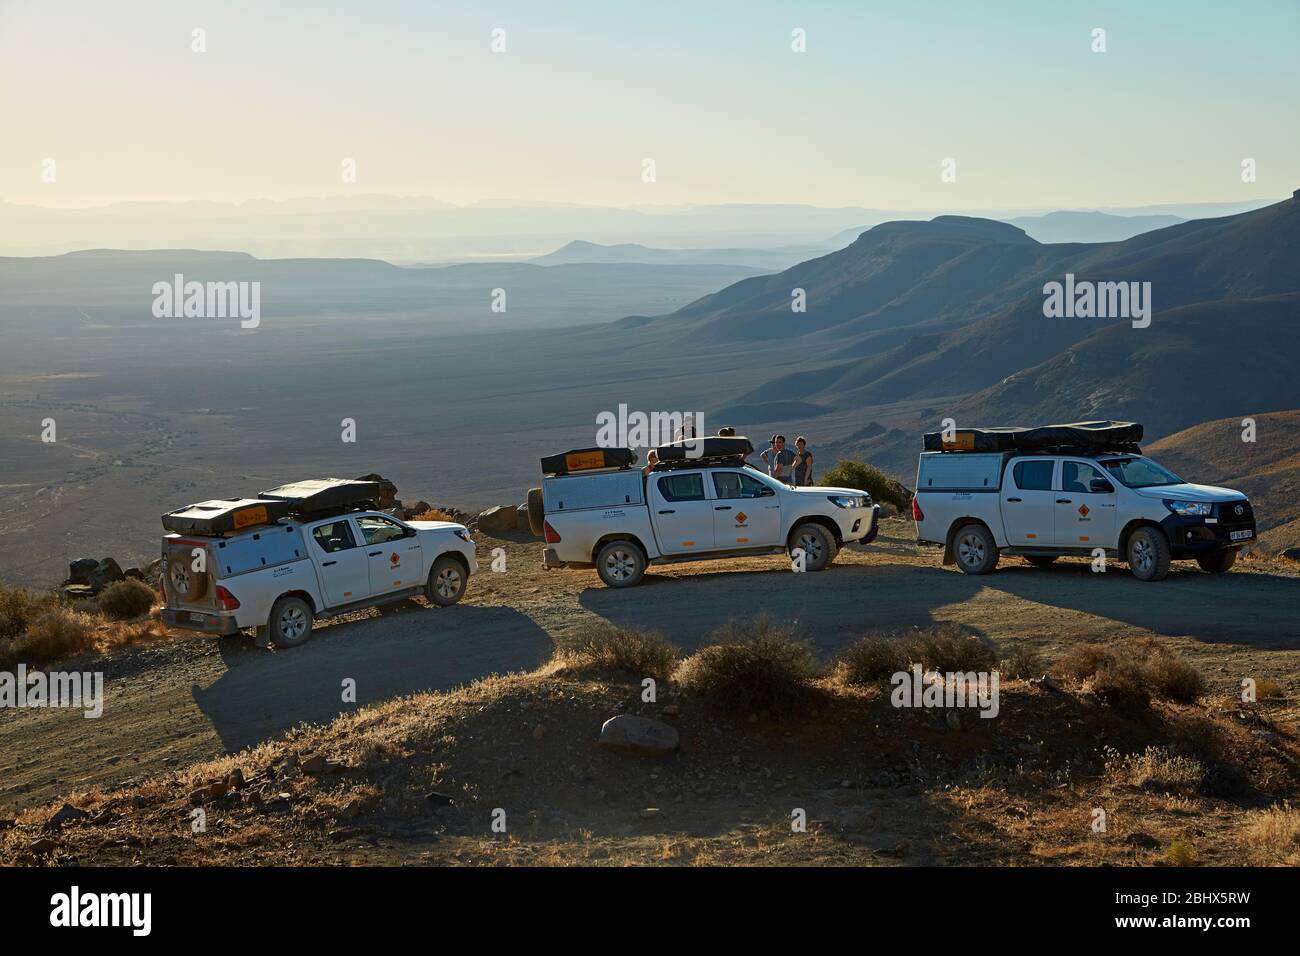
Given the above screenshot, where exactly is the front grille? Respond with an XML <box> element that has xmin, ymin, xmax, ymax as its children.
<box><xmin>1217</xmin><ymin>499</ymin><xmax>1253</xmax><ymax>523</ymax></box>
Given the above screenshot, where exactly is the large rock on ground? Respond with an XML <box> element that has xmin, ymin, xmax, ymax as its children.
<box><xmin>66</xmin><ymin>557</ymin><xmax>124</xmax><ymax>592</ymax></box>
<box><xmin>477</xmin><ymin>505</ymin><xmax>518</xmax><ymax>533</ymax></box>
<box><xmin>598</xmin><ymin>715</ymin><xmax>679</xmax><ymax>756</ymax></box>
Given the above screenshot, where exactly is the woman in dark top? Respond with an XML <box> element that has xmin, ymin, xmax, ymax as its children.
<box><xmin>793</xmin><ymin>436</ymin><xmax>814</xmax><ymax>486</ymax></box>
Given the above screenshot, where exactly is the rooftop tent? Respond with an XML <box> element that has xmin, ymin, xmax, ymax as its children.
<box><xmin>540</xmin><ymin>447</ymin><xmax>637</xmax><ymax>476</ymax></box>
<box><xmin>922</xmin><ymin>421</ymin><xmax>1143</xmax><ymax>453</ymax></box>
<box><xmin>654</xmin><ymin>436</ymin><xmax>754</xmax><ymax>462</ymax></box>
<box><xmin>161</xmin><ymin>498</ymin><xmax>291</xmax><ymax>535</ymax></box>
<box><xmin>257</xmin><ymin>478</ymin><xmax>384</xmax><ymax>514</ymax></box>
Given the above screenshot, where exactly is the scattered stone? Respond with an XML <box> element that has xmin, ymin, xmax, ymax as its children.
<box><xmin>1125</xmin><ymin>831</ymin><xmax>1161</xmax><ymax>849</ymax></box>
<box><xmin>47</xmin><ymin>803</ymin><xmax>89</xmax><ymax>828</ymax></box>
<box><xmin>65</xmin><ymin>557</ymin><xmax>124</xmax><ymax>592</ymax></box>
<box><xmin>945</xmin><ymin>710</ymin><xmax>963</xmax><ymax>731</ymax></box>
<box><xmin>597</xmin><ymin>714</ymin><xmax>679</xmax><ymax>756</ymax></box>
<box><xmin>639</xmin><ymin>807</ymin><xmax>661</xmax><ymax>819</ymax></box>
<box><xmin>1280</xmin><ymin>547</ymin><xmax>1300</xmax><ymax>562</ymax></box>
<box><xmin>533</xmin><ymin>724</ymin><xmax>546</xmax><ymax>740</ymax></box>
<box><xmin>188</xmin><ymin>781</ymin><xmax>229</xmax><ymax>804</ymax></box>
<box><xmin>300</xmin><ymin>754</ymin><xmax>327</xmax><ymax>775</ymax></box>
<box><xmin>425</xmin><ymin>791</ymin><xmax>456</xmax><ymax>806</ymax></box>
<box><xmin>663</xmin><ymin>704</ymin><xmax>679</xmax><ymax>716</ymax></box>
<box><xmin>28</xmin><ymin>837</ymin><xmax>58</xmax><ymax>856</ymax></box>
<box><xmin>226</xmin><ymin>768</ymin><xmax>247</xmax><ymax>791</ymax></box>
<box><xmin>477</xmin><ymin>505</ymin><xmax>518</xmax><ymax>533</ymax></box>
<box><xmin>0</xmin><ymin>818</ymin><xmax>15</xmax><ymax>831</ymax></box>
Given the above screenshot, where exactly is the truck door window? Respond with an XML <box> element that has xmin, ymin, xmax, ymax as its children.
<box><xmin>356</xmin><ymin>516</ymin><xmax>409</xmax><ymax>545</ymax></box>
<box><xmin>1012</xmin><ymin>459</ymin><xmax>1055</xmax><ymax>491</ymax></box>
<box><xmin>658</xmin><ymin>473</ymin><xmax>706</xmax><ymax>502</ymax></box>
<box><xmin>712</xmin><ymin>472</ymin><xmax>767</xmax><ymax>499</ymax></box>
<box><xmin>311</xmin><ymin>521</ymin><xmax>357</xmax><ymax>553</ymax></box>
<box><xmin>1062</xmin><ymin>461</ymin><xmax>1107</xmax><ymax>494</ymax></box>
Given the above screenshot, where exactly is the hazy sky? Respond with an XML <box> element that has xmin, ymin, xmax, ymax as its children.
<box><xmin>2</xmin><ymin>0</ymin><xmax>1296</xmax><ymax>210</ymax></box>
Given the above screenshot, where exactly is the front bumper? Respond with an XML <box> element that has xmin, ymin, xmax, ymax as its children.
<box><xmin>162</xmin><ymin>607</ymin><xmax>241</xmax><ymax>636</ymax></box>
<box><xmin>842</xmin><ymin>504</ymin><xmax>882</xmax><ymax>544</ymax></box>
<box><xmin>1160</xmin><ymin>514</ymin><xmax>1256</xmax><ymax>559</ymax></box>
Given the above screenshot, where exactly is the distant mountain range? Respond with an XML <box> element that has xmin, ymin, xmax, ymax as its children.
<box><xmin>629</xmin><ymin>190</ymin><xmax>1300</xmax><ymax>486</ymax></box>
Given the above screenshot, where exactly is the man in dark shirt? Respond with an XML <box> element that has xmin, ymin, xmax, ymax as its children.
<box><xmin>761</xmin><ymin>435</ymin><xmax>797</xmax><ymax>485</ymax></box>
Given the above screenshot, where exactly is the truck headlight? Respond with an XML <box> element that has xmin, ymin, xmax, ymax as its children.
<box><xmin>1164</xmin><ymin>500</ymin><xmax>1212</xmax><ymax>517</ymax></box>
<box><xmin>827</xmin><ymin>494</ymin><xmax>869</xmax><ymax>509</ymax></box>
<box><xmin>453</xmin><ymin>528</ymin><xmax>472</xmax><ymax>542</ymax></box>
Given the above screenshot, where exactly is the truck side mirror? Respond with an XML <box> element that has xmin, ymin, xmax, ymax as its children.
<box><xmin>1090</xmin><ymin>477</ymin><xmax>1114</xmax><ymax>494</ymax></box>
<box><xmin>759</xmin><ymin>486</ymin><xmax>775</xmax><ymax>497</ymax></box>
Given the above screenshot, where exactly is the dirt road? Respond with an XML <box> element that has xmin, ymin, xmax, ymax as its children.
<box><xmin>3</xmin><ymin>519</ymin><xmax>1298</xmax><ymax>813</ymax></box>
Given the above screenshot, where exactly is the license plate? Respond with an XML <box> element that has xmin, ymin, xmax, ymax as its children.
<box><xmin>189</xmin><ymin>611</ymin><xmax>208</xmax><ymax>622</ymax></box>
<box><xmin>1230</xmin><ymin>530</ymin><xmax>1253</xmax><ymax>541</ymax></box>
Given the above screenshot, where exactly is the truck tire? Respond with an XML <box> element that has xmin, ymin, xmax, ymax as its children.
<box><xmin>790</xmin><ymin>522</ymin><xmax>836</xmax><ymax>572</ymax></box>
<box><xmin>426</xmin><ymin>555</ymin><xmax>468</xmax><ymax>606</ymax></box>
<box><xmin>267</xmin><ymin>595</ymin><xmax>313</xmax><ymax>648</ymax></box>
<box><xmin>952</xmin><ymin>523</ymin><xmax>999</xmax><ymax>575</ymax></box>
<box><xmin>1024</xmin><ymin>555</ymin><xmax>1058</xmax><ymax>568</ymax></box>
<box><xmin>526</xmin><ymin>487</ymin><xmax>545</xmax><ymax>536</ymax></box>
<box><xmin>1127</xmin><ymin>526</ymin><xmax>1171</xmax><ymax>581</ymax></box>
<box><xmin>167</xmin><ymin>559</ymin><xmax>207</xmax><ymax>601</ymax></box>
<box><xmin>595</xmin><ymin>540</ymin><xmax>646</xmax><ymax>588</ymax></box>
<box><xmin>1196</xmin><ymin>549</ymin><xmax>1238</xmax><ymax>574</ymax></box>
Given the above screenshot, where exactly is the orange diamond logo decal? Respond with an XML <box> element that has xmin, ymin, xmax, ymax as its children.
<box><xmin>1078</xmin><ymin>504</ymin><xmax>1090</xmax><ymax>517</ymax></box>
<box><xmin>390</xmin><ymin>552</ymin><xmax>401</xmax><ymax>566</ymax></box>
<box><xmin>735</xmin><ymin>511</ymin><xmax>748</xmax><ymax>525</ymax></box>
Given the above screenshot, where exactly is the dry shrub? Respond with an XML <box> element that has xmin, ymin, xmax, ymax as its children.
<box><xmin>674</xmin><ymin>616</ymin><xmax>820</xmax><ymax>714</ymax></box>
<box><xmin>1104</xmin><ymin>746</ymin><xmax>1205</xmax><ymax>795</ymax></box>
<box><xmin>1164</xmin><ymin>840</ymin><xmax>1198</xmax><ymax>866</ymax></box>
<box><xmin>96</xmin><ymin>578</ymin><xmax>156</xmax><ymax>620</ymax></box>
<box><xmin>410</xmin><ymin>508</ymin><xmax>457</xmax><ymax>522</ymax></box>
<box><xmin>999</xmin><ymin>646</ymin><xmax>1046</xmax><ymax>681</ymax></box>
<box><xmin>0</xmin><ymin>584</ymin><xmax>61</xmax><ymax>639</ymax></box>
<box><xmin>550</xmin><ymin>623</ymin><xmax>678</xmax><ymax>681</ymax></box>
<box><xmin>1242</xmin><ymin>805</ymin><xmax>1300</xmax><ymax>865</ymax></box>
<box><xmin>0</xmin><ymin>606</ymin><xmax>97</xmax><ymax>668</ymax></box>
<box><xmin>1055</xmin><ymin>639</ymin><xmax>1204</xmax><ymax>707</ymax></box>
<box><xmin>1253</xmin><ymin>677</ymin><xmax>1285</xmax><ymax>700</ymax></box>
<box><xmin>836</xmin><ymin>623</ymin><xmax>997</xmax><ymax>686</ymax></box>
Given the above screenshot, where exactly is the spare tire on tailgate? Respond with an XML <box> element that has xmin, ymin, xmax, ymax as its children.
<box><xmin>526</xmin><ymin>487</ymin><xmax>545</xmax><ymax>536</ymax></box>
<box><xmin>167</xmin><ymin>559</ymin><xmax>208</xmax><ymax>601</ymax></box>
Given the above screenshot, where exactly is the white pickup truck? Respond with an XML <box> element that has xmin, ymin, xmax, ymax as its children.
<box><xmin>159</xmin><ymin>482</ymin><xmax>477</xmax><ymax>647</ymax></box>
<box><xmin>534</xmin><ymin>439</ymin><xmax>881</xmax><ymax>587</ymax></box>
<box><xmin>913</xmin><ymin>438</ymin><xmax>1256</xmax><ymax>581</ymax></box>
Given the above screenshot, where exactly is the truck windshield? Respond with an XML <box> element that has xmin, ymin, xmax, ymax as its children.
<box><xmin>1099</xmin><ymin>456</ymin><xmax>1184</xmax><ymax>489</ymax></box>
<box><xmin>742</xmin><ymin>464</ymin><xmax>785</xmax><ymax>491</ymax></box>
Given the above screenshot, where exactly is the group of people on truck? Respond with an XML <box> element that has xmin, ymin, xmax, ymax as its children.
<box><xmin>639</xmin><ymin>424</ymin><xmax>815</xmax><ymax>487</ymax></box>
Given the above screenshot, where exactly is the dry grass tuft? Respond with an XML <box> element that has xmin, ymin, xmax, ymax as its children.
<box><xmin>1242</xmin><ymin>804</ymin><xmax>1300</xmax><ymax>864</ymax></box>
<box><xmin>835</xmin><ymin>623</ymin><xmax>997</xmax><ymax>686</ymax></box>
<box><xmin>548</xmin><ymin>623</ymin><xmax>679</xmax><ymax>681</ymax></box>
<box><xmin>1104</xmin><ymin>746</ymin><xmax>1205</xmax><ymax>795</ymax></box>
<box><xmin>1055</xmin><ymin>638</ymin><xmax>1204</xmax><ymax>708</ymax></box>
<box><xmin>0</xmin><ymin>606</ymin><xmax>97</xmax><ymax>668</ymax></box>
<box><xmin>674</xmin><ymin>616</ymin><xmax>821</xmax><ymax>714</ymax></box>
<box><xmin>410</xmin><ymin>508</ymin><xmax>457</xmax><ymax>522</ymax></box>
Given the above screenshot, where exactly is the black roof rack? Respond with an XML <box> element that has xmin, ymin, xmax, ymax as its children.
<box><xmin>651</xmin><ymin>454</ymin><xmax>753</xmax><ymax>472</ymax></box>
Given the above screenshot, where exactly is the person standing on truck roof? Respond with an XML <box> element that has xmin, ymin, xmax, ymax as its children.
<box><xmin>642</xmin><ymin>448</ymin><xmax>659</xmax><ymax>477</ymax></box>
<box><xmin>718</xmin><ymin>426</ymin><xmax>735</xmax><ymax>436</ymax></box>
<box><xmin>793</xmin><ymin>436</ymin><xmax>814</xmax><ymax>486</ymax></box>
<box><xmin>762</xmin><ymin>435</ymin><xmax>797</xmax><ymax>484</ymax></box>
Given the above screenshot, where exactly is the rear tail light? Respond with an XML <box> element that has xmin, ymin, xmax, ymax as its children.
<box><xmin>543</xmin><ymin>521</ymin><xmax>562</xmax><ymax>544</ymax></box>
<box><xmin>214</xmin><ymin>586</ymin><xmax>241</xmax><ymax>610</ymax></box>
<box><xmin>911</xmin><ymin>497</ymin><xmax>924</xmax><ymax>521</ymax></box>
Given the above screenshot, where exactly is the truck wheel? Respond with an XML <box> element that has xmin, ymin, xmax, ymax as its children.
<box><xmin>1196</xmin><ymin>549</ymin><xmax>1238</xmax><ymax>574</ymax></box>
<box><xmin>595</xmin><ymin>540</ymin><xmax>646</xmax><ymax>587</ymax></box>
<box><xmin>1127</xmin><ymin>527</ymin><xmax>1171</xmax><ymax>581</ymax></box>
<box><xmin>790</xmin><ymin>522</ymin><xmax>836</xmax><ymax>571</ymax></box>
<box><xmin>952</xmin><ymin>523</ymin><xmax>999</xmax><ymax>575</ymax></box>
<box><xmin>267</xmin><ymin>595</ymin><xmax>313</xmax><ymax>648</ymax></box>
<box><xmin>1024</xmin><ymin>556</ymin><xmax>1058</xmax><ymax>568</ymax></box>
<box><xmin>426</xmin><ymin>555</ymin><xmax>467</xmax><ymax>606</ymax></box>
<box><xmin>526</xmin><ymin>487</ymin><xmax>545</xmax><ymax>537</ymax></box>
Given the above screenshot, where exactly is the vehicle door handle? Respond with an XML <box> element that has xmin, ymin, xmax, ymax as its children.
<box><xmin>322</xmin><ymin>560</ymin><xmax>337</xmax><ymax>567</ymax></box>
<box><xmin>658</xmin><ymin>509</ymin><xmax>675</xmax><ymax>514</ymax></box>
<box><xmin>715</xmin><ymin>506</ymin><xmax>732</xmax><ymax>511</ymax></box>
<box><xmin>368</xmin><ymin>550</ymin><xmax>382</xmax><ymax>556</ymax></box>
<box><xmin>1006</xmin><ymin>497</ymin><xmax>1022</xmax><ymax>503</ymax></box>
<box><xmin>1056</xmin><ymin>499</ymin><xmax>1072</xmax><ymax>504</ymax></box>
